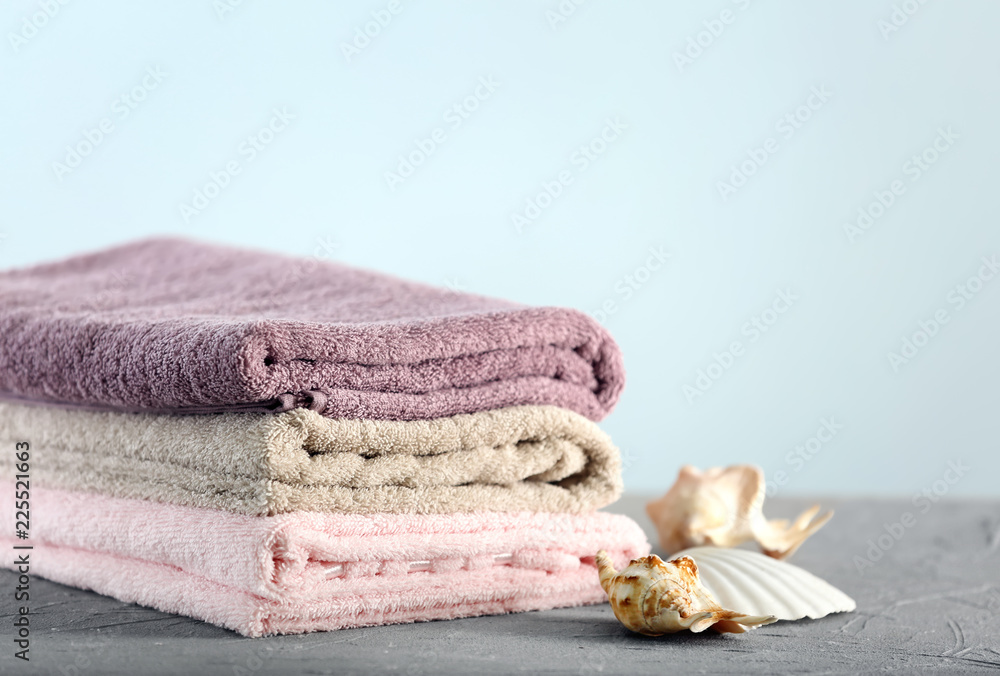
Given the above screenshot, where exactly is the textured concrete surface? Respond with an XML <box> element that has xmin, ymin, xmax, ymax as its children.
<box><xmin>2</xmin><ymin>496</ymin><xmax>999</xmax><ymax>675</ymax></box>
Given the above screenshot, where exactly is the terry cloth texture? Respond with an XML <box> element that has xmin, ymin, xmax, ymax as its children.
<box><xmin>0</xmin><ymin>237</ymin><xmax>624</xmax><ymax>421</ymax></box>
<box><xmin>0</xmin><ymin>485</ymin><xmax>650</xmax><ymax>637</ymax></box>
<box><xmin>0</xmin><ymin>403</ymin><xmax>622</xmax><ymax>515</ymax></box>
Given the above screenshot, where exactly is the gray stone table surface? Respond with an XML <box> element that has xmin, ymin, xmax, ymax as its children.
<box><xmin>2</xmin><ymin>496</ymin><xmax>999</xmax><ymax>675</ymax></box>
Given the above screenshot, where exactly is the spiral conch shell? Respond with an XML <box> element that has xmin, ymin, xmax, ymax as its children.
<box><xmin>595</xmin><ymin>550</ymin><xmax>776</xmax><ymax>635</ymax></box>
<box><xmin>646</xmin><ymin>465</ymin><xmax>832</xmax><ymax>560</ymax></box>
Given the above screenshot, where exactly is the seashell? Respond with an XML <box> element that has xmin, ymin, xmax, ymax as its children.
<box><xmin>673</xmin><ymin>546</ymin><xmax>856</xmax><ymax>621</ymax></box>
<box><xmin>646</xmin><ymin>465</ymin><xmax>832</xmax><ymax>559</ymax></box>
<box><xmin>595</xmin><ymin>550</ymin><xmax>776</xmax><ymax>635</ymax></box>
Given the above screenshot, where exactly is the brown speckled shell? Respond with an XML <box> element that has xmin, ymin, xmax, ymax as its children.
<box><xmin>595</xmin><ymin>551</ymin><xmax>776</xmax><ymax>635</ymax></box>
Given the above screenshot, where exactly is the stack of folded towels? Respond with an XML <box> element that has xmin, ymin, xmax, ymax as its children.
<box><xmin>0</xmin><ymin>238</ymin><xmax>649</xmax><ymax>637</ymax></box>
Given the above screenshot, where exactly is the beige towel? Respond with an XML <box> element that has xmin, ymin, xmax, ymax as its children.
<box><xmin>0</xmin><ymin>403</ymin><xmax>622</xmax><ymax>515</ymax></box>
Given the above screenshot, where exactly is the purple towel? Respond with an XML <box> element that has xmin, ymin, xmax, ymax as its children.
<box><xmin>0</xmin><ymin>238</ymin><xmax>624</xmax><ymax>421</ymax></box>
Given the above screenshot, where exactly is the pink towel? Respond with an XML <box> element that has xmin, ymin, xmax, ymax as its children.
<box><xmin>1</xmin><ymin>486</ymin><xmax>648</xmax><ymax>637</ymax></box>
<box><xmin>0</xmin><ymin>238</ymin><xmax>624</xmax><ymax>422</ymax></box>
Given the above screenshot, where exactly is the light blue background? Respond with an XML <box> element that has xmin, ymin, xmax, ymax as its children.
<box><xmin>2</xmin><ymin>1</ymin><xmax>997</xmax><ymax>497</ymax></box>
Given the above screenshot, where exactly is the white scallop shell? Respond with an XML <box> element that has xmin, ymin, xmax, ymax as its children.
<box><xmin>674</xmin><ymin>546</ymin><xmax>856</xmax><ymax>621</ymax></box>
